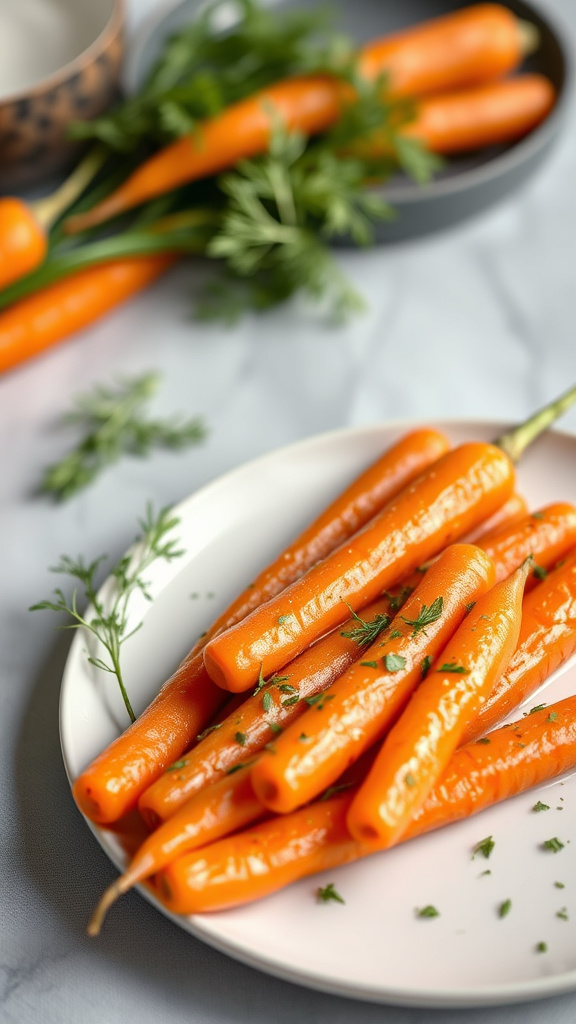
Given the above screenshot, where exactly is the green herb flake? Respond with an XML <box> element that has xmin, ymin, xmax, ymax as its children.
<box><xmin>555</xmin><ymin>881</ymin><xmax>565</xmax><ymax>889</ymax></box>
<box><xmin>543</xmin><ymin>837</ymin><xmax>565</xmax><ymax>853</ymax></box>
<box><xmin>269</xmin><ymin>722</ymin><xmax>283</xmax><ymax>736</ymax></box>
<box><xmin>384</xmin><ymin>653</ymin><xmax>406</xmax><ymax>672</ymax></box>
<box><xmin>281</xmin><ymin>694</ymin><xmax>300</xmax><ymax>707</ymax></box>
<box><xmin>476</xmin><ymin>737</ymin><xmax>491</xmax><ymax>745</ymax></box>
<box><xmin>235</xmin><ymin>732</ymin><xmax>247</xmax><ymax>746</ymax></box>
<box><xmin>416</xmin><ymin>905</ymin><xmax>439</xmax><ymax>918</ymax></box>
<box><xmin>316</xmin><ymin>883</ymin><xmax>345</xmax><ymax>905</ymax></box>
<box><xmin>530</xmin><ymin>703</ymin><xmax>548</xmax><ymax>714</ymax></box>
<box><xmin>305</xmin><ymin>693</ymin><xmax>334</xmax><ymax>710</ymax></box>
<box><xmin>533</xmin><ymin>801</ymin><xmax>550</xmax><ymax>812</ymax></box>
<box><xmin>557</xmin><ymin>907</ymin><xmax>569</xmax><ymax>921</ymax></box>
<box><xmin>299</xmin><ymin>732</ymin><xmax>311</xmax><ymax>742</ymax></box>
<box><xmin>536</xmin><ymin>941</ymin><xmax>548</xmax><ymax>953</ymax></box>
<box><xmin>421</xmin><ymin>655</ymin><xmax>433</xmax><ymax>678</ymax></box>
<box><xmin>278</xmin><ymin>683</ymin><xmax>297</xmax><ymax>693</ymax></box>
<box><xmin>320</xmin><ymin>782</ymin><xmax>354</xmax><ymax>801</ymax></box>
<box><xmin>404</xmin><ymin>772</ymin><xmax>416</xmax><ymax>788</ymax></box>
<box><xmin>262</xmin><ymin>691</ymin><xmax>273</xmax><ymax>712</ymax></box>
<box><xmin>473</xmin><ymin>835</ymin><xmax>495</xmax><ymax>860</ymax></box>
<box><xmin>389</xmin><ymin>629</ymin><xmax>403</xmax><ymax>640</ymax></box>
<box><xmin>439</xmin><ymin>662</ymin><xmax>470</xmax><ymax>674</ymax></box>
<box><xmin>341</xmin><ymin>605</ymin><xmax>390</xmax><ymax>647</ymax></box>
<box><xmin>400</xmin><ymin>596</ymin><xmax>443</xmax><ymax>637</ymax></box>
<box><xmin>196</xmin><ymin>722</ymin><xmax>222</xmax><ymax>742</ymax></box>
<box><xmin>498</xmin><ymin>899</ymin><xmax>512</xmax><ymax>919</ymax></box>
<box><xmin>226</xmin><ymin>760</ymin><xmax>255</xmax><ymax>775</ymax></box>
<box><xmin>465</xmin><ymin>601</ymin><xmax>476</xmax><ymax>614</ymax></box>
<box><xmin>360</xmin><ymin>660</ymin><xmax>379</xmax><ymax>669</ymax></box>
<box><xmin>532</xmin><ymin>564</ymin><xmax>548</xmax><ymax>581</ymax></box>
<box><xmin>479</xmin><ymin>870</ymin><xmax>492</xmax><ymax>877</ymax></box>
<box><xmin>547</xmin><ymin>711</ymin><xmax>559</xmax><ymax>722</ymax></box>
<box><xmin>166</xmin><ymin>759</ymin><xmax>189</xmax><ymax>772</ymax></box>
<box><xmin>532</xmin><ymin>512</ymin><xmax>545</xmax><ymax>521</ymax></box>
<box><xmin>278</xmin><ymin>614</ymin><xmax>293</xmax><ymax>624</ymax></box>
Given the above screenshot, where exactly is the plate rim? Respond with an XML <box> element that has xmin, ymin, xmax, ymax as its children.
<box><xmin>60</xmin><ymin>415</ymin><xmax>576</xmax><ymax>1009</ymax></box>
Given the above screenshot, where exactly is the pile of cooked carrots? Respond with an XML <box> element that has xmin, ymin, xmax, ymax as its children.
<box><xmin>73</xmin><ymin>405</ymin><xmax>576</xmax><ymax>934</ymax></box>
<box><xmin>0</xmin><ymin>4</ymin><xmax>556</xmax><ymax>374</ymax></box>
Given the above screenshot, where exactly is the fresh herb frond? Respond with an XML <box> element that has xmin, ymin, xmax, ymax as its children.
<box><xmin>316</xmin><ymin>882</ymin><xmax>345</xmax><ymax>904</ymax></box>
<box><xmin>30</xmin><ymin>505</ymin><xmax>184</xmax><ymax>722</ymax></box>
<box><xmin>400</xmin><ymin>596</ymin><xmax>443</xmax><ymax>637</ymax></box>
<box><xmin>340</xmin><ymin>602</ymin><xmax>390</xmax><ymax>647</ymax></box>
<box><xmin>41</xmin><ymin>373</ymin><xmax>206</xmax><ymax>501</ymax></box>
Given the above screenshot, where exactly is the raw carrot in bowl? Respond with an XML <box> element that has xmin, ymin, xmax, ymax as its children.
<box><xmin>346</xmin><ymin>558</ymin><xmax>531</xmax><ymax>846</ymax></box>
<box><xmin>65</xmin><ymin>4</ymin><xmax>532</xmax><ymax>234</ymax></box>
<box><xmin>250</xmin><ymin>544</ymin><xmax>495</xmax><ymax>815</ymax></box>
<box><xmin>73</xmin><ymin>428</ymin><xmax>449</xmax><ymax>824</ymax></box>
<box><xmin>155</xmin><ymin>694</ymin><xmax>576</xmax><ymax>916</ymax></box>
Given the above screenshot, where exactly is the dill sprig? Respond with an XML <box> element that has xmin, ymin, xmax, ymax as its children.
<box><xmin>41</xmin><ymin>372</ymin><xmax>206</xmax><ymax>501</ymax></box>
<box><xmin>30</xmin><ymin>504</ymin><xmax>185</xmax><ymax>722</ymax></box>
<box><xmin>340</xmin><ymin>603</ymin><xmax>390</xmax><ymax>647</ymax></box>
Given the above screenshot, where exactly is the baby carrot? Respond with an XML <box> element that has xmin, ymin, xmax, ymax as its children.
<box><xmin>250</xmin><ymin>544</ymin><xmax>495</xmax><ymax>815</ymax></box>
<box><xmin>0</xmin><ymin>255</ymin><xmax>175</xmax><ymax>375</ymax></box>
<box><xmin>346</xmin><ymin>558</ymin><xmax>531</xmax><ymax>846</ymax></box>
<box><xmin>156</xmin><ymin>694</ymin><xmax>576</xmax><ymax>915</ymax></box>
<box><xmin>0</xmin><ymin>199</ymin><xmax>47</xmax><ymax>291</ymax></box>
<box><xmin>74</xmin><ymin>428</ymin><xmax>447</xmax><ymax>824</ymax></box>
<box><xmin>463</xmin><ymin>547</ymin><xmax>576</xmax><ymax>742</ymax></box>
<box><xmin>463</xmin><ymin>491</ymin><xmax>527</xmax><ymax>544</ymax></box>
<box><xmin>403</xmin><ymin>75</ymin><xmax>555</xmax><ymax>155</ymax></box>
<box><xmin>203</xmin><ymin>442</ymin><xmax>515</xmax><ymax>692</ymax></box>
<box><xmin>477</xmin><ymin>502</ymin><xmax>576</xmax><ymax>586</ymax></box>
<box><xmin>138</xmin><ymin>594</ymin><xmax>395</xmax><ymax>827</ymax></box>
<box><xmin>66</xmin><ymin>5</ymin><xmax>530</xmax><ymax>233</ymax></box>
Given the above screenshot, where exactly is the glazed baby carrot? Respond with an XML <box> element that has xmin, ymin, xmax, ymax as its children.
<box><xmin>138</xmin><ymin>594</ymin><xmax>395</xmax><ymax>827</ymax></box>
<box><xmin>65</xmin><ymin>5</ymin><xmax>531</xmax><ymax>233</ymax></box>
<box><xmin>403</xmin><ymin>75</ymin><xmax>555</xmax><ymax>155</ymax></box>
<box><xmin>346</xmin><ymin>558</ymin><xmax>531</xmax><ymax>846</ymax></box>
<box><xmin>463</xmin><ymin>491</ymin><xmax>527</xmax><ymax>544</ymax></box>
<box><xmin>74</xmin><ymin>428</ymin><xmax>448</xmax><ymax>824</ymax></box>
<box><xmin>203</xmin><ymin>442</ymin><xmax>515</xmax><ymax>692</ymax></box>
<box><xmin>250</xmin><ymin>544</ymin><xmax>495</xmax><ymax>815</ymax></box>
<box><xmin>477</xmin><ymin>502</ymin><xmax>576</xmax><ymax>585</ymax></box>
<box><xmin>0</xmin><ymin>255</ymin><xmax>175</xmax><ymax>375</ymax></box>
<box><xmin>462</xmin><ymin>547</ymin><xmax>576</xmax><ymax>742</ymax></box>
<box><xmin>155</xmin><ymin>694</ymin><xmax>576</xmax><ymax>915</ymax></box>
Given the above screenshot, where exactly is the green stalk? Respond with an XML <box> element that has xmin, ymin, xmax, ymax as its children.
<box><xmin>0</xmin><ymin>210</ymin><xmax>219</xmax><ymax>310</ymax></box>
<box><xmin>32</xmin><ymin>147</ymin><xmax>107</xmax><ymax>230</ymax></box>
<box><xmin>494</xmin><ymin>383</ymin><xmax>576</xmax><ymax>463</ymax></box>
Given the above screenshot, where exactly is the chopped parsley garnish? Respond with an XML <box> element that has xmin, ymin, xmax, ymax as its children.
<box><xmin>235</xmin><ymin>732</ymin><xmax>247</xmax><ymax>745</ymax></box>
<box><xmin>533</xmin><ymin>801</ymin><xmax>550</xmax><ymax>812</ymax></box>
<box><xmin>416</xmin><ymin>905</ymin><xmax>439</xmax><ymax>918</ymax></box>
<box><xmin>269</xmin><ymin>722</ymin><xmax>283</xmax><ymax>735</ymax></box>
<box><xmin>360</xmin><ymin>660</ymin><xmax>379</xmax><ymax>669</ymax></box>
<box><xmin>400</xmin><ymin>596</ymin><xmax>443</xmax><ymax>637</ymax></box>
<box><xmin>557</xmin><ymin>907</ymin><xmax>569</xmax><ymax>921</ymax></box>
<box><xmin>316</xmin><ymin>883</ymin><xmax>345</xmax><ymax>904</ymax></box>
<box><xmin>384</xmin><ymin>653</ymin><xmax>406</xmax><ymax>672</ymax></box>
<box><xmin>281</xmin><ymin>694</ymin><xmax>300</xmax><ymax>707</ymax></box>
<box><xmin>439</xmin><ymin>662</ymin><xmax>469</xmax><ymax>674</ymax></box>
<box><xmin>262</xmin><ymin>691</ymin><xmax>273</xmax><ymax>712</ymax></box>
<box><xmin>278</xmin><ymin>614</ymin><xmax>293</xmax><ymax>624</ymax></box>
<box><xmin>404</xmin><ymin>772</ymin><xmax>416</xmax><ymax>788</ymax></box>
<box><xmin>476</xmin><ymin>737</ymin><xmax>491</xmax><ymax>745</ymax></box>
<box><xmin>196</xmin><ymin>722</ymin><xmax>222</xmax><ymax>742</ymax></box>
<box><xmin>547</xmin><ymin>711</ymin><xmax>559</xmax><ymax>722</ymax></box>
<box><xmin>473</xmin><ymin>835</ymin><xmax>495</xmax><ymax>860</ymax></box>
<box><xmin>529</xmin><ymin>703</ymin><xmax>547</xmax><ymax>714</ymax></box>
<box><xmin>320</xmin><ymin>782</ymin><xmax>354</xmax><ymax>801</ymax></box>
<box><xmin>278</xmin><ymin>682</ymin><xmax>297</xmax><ymax>693</ymax></box>
<box><xmin>340</xmin><ymin>605</ymin><xmax>390</xmax><ymax>647</ymax></box>
<box><xmin>421</xmin><ymin>655</ymin><xmax>433</xmax><ymax>679</ymax></box>
<box><xmin>532</xmin><ymin>564</ymin><xmax>548</xmax><ymax>580</ymax></box>
<box><xmin>498</xmin><ymin>899</ymin><xmax>512</xmax><ymax>918</ymax></box>
<box><xmin>226</xmin><ymin>760</ymin><xmax>255</xmax><ymax>774</ymax></box>
<box><xmin>465</xmin><ymin>601</ymin><xmax>476</xmax><ymax>614</ymax></box>
<box><xmin>535</xmin><ymin>941</ymin><xmax>548</xmax><ymax>953</ymax></box>
<box><xmin>305</xmin><ymin>693</ymin><xmax>334</xmax><ymax>710</ymax></box>
<box><xmin>166</xmin><ymin>759</ymin><xmax>189</xmax><ymax>772</ymax></box>
<box><xmin>555</xmin><ymin>881</ymin><xmax>565</xmax><ymax>889</ymax></box>
<box><xmin>299</xmin><ymin>732</ymin><xmax>310</xmax><ymax>742</ymax></box>
<box><xmin>543</xmin><ymin>837</ymin><xmax>565</xmax><ymax>853</ymax></box>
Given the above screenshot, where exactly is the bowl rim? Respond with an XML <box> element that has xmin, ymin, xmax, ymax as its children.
<box><xmin>0</xmin><ymin>0</ymin><xmax>125</xmax><ymax>106</ymax></box>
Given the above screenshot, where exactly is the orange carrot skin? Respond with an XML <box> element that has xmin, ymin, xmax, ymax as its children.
<box><xmin>138</xmin><ymin>595</ymin><xmax>395</xmax><ymax>827</ymax></box>
<box><xmin>66</xmin><ymin>5</ymin><xmax>527</xmax><ymax>233</ymax></box>
<box><xmin>359</xmin><ymin>4</ymin><xmax>523</xmax><ymax>96</ymax></box>
<box><xmin>405</xmin><ymin>76</ymin><xmax>555</xmax><ymax>155</ymax></box>
<box><xmin>73</xmin><ymin>655</ymin><xmax>226</xmax><ymax>824</ymax></box>
<box><xmin>193</xmin><ymin>427</ymin><xmax>450</xmax><ymax>651</ymax></box>
<box><xmin>250</xmin><ymin>544</ymin><xmax>495</xmax><ymax>815</ymax></box>
<box><xmin>463</xmin><ymin>492</ymin><xmax>527</xmax><ymax>544</ymax></box>
<box><xmin>346</xmin><ymin>559</ymin><xmax>530</xmax><ymax>846</ymax></box>
<box><xmin>76</xmin><ymin>430</ymin><xmax>445</xmax><ymax>825</ymax></box>
<box><xmin>0</xmin><ymin>198</ymin><xmax>47</xmax><ymax>290</ymax></box>
<box><xmin>463</xmin><ymin>548</ymin><xmax>576</xmax><ymax>742</ymax></box>
<box><xmin>477</xmin><ymin>503</ymin><xmax>576</xmax><ymax>586</ymax></box>
<box><xmin>157</xmin><ymin>694</ymin><xmax>576</xmax><ymax>914</ymax></box>
<box><xmin>203</xmin><ymin>443</ymin><xmax>515</xmax><ymax>693</ymax></box>
<box><xmin>0</xmin><ymin>255</ymin><xmax>175</xmax><ymax>375</ymax></box>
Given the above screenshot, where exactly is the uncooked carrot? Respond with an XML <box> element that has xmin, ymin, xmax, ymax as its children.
<box><xmin>404</xmin><ymin>75</ymin><xmax>555</xmax><ymax>155</ymax></box>
<box><xmin>65</xmin><ymin>5</ymin><xmax>531</xmax><ymax>233</ymax></box>
<box><xmin>73</xmin><ymin>428</ymin><xmax>448</xmax><ymax>824</ymax></box>
<box><xmin>138</xmin><ymin>594</ymin><xmax>395</xmax><ymax>827</ymax></box>
<box><xmin>250</xmin><ymin>544</ymin><xmax>495</xmax><ymax>815</ymax></box>
<box><xmin>346</xmin><ymin>558</ymin><xmax>531</xmax><ymax>846</ymax></box>
<box><xmin>155</xmin><ymin>694</ymin><xmax>576</xmax><ymax>915</ymax></box>
<box><xmin>0</xmin><ymin>255</ymin><xmax>175</xmax><ymax>375</ymax></box>
<box><xmin>462</xmin><ymin>547</ymin><xmax>576</xmax><ymax>742</ymax></box>
<box><xmin>203</xmin><ymin>442</ymin><xmax>515</xmax><ymax>693</ymax></box>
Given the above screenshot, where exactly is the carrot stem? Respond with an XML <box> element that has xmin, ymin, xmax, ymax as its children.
<box><xmin>494</xmin><ymin>383</ymin><xmax>576</xmax><ymax>463</ymax></box>
<box><xmin>32</xmin><ymin>147</ymin><xmax>107</xmax><ymax>231</ymax></box>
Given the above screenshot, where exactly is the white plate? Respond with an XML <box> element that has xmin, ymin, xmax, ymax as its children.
<box><xmin>60</xmin><ymin>419</ymin><xmax>576</xmax><ymax>1008</ymax></box>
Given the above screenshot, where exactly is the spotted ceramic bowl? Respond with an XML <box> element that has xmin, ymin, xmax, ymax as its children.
<box><xmin>0</xmin><ymin>0</ymin><xmax>124</xmax><ymax>191</ymax></box>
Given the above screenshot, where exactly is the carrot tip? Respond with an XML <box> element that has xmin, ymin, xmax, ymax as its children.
<box><xmin>87</xmin><ymin>878</ymin><xmax>126</xmax><ymax>937</ymax></box>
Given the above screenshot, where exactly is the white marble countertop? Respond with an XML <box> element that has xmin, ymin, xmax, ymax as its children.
<box><xmin>3</xmin><ymin>0</ymin><xmax>576</xmax><ymax>1021</ymax></box>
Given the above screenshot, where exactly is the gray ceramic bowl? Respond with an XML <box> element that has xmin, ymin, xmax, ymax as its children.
<box><xmin>126</xmin><ymin>0</ymin><xmax>570</xmax><ymax>242</ymax></box>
